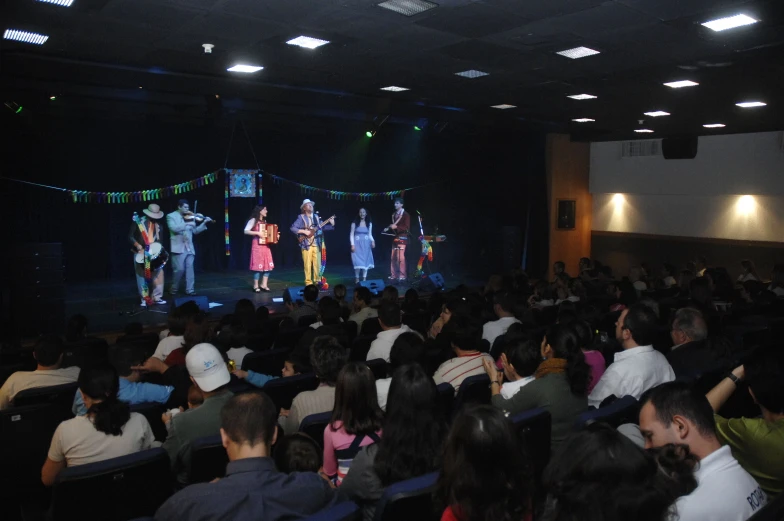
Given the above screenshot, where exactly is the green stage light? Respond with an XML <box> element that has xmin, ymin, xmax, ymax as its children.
<box><xmin>16</xmin><ymin>106</ymin><xmax>23</xmax><ymax>113</ymax></box>
<box><xmin>414</xmin><ymin>126</ymin><xmax>421</xmax><ymax>131</ymax></box>
<box><xmin>366</xmin><ymin>130</ymin><xmax>376</xmax><ymax>138</ymax></box>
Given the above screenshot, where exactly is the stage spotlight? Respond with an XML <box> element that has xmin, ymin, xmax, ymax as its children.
<box><xmin>365</xmin><ymin>115</ymin><xmax>388</xmax><ymax>138</ymax></box>
<box><xmin>366</xmin><ymin>130</ymin><xmax>376</xmax><ymax>138</ymax></box>
<box><xmin>4</xmin><ymin>101</ymin><xmax>22</xmax><ymax>113</ymax></box>
<box><xmin>414</xmin><ymin>126</ymin><xmax>421</xmax><ymax>131</ymax></box>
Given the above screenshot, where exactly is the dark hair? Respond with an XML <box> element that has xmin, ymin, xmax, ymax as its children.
<box><xmin>663</xmin><ymin>263</ymin><xmax>676</xmax><ymax>277</ymax></box>
<box><xmin>333</xmin><ymin>284</ymin><xmax>347</xmax><ymax>301</ymax></box>
<box><xmin>273</xmin><ymin>433</ymin><xmax>322</xmax><ymax>473</ymax></box>
<box><xmin>571</xmin><ymin>320</ymin><xmax>594</xmax><ymax>348</ymax></box>
<box><xmin>393</xmin><ymin>197</ymin><xmax>404</xmax><ymax>205</ymax></box>
<box><xmin>34</xmin><ymin>334</ymin><xmax>65</xmax><ymax>367</ymax></box>
<box><xmin>352</xmin><ymin>209</ymin><xmax>372</xmax><ymax>227</ymax></box>
<box><xmin>250</xmin><ymin>205</ymin><xmax>266</xmax><ymax>222</ymax></box>
<box><xmin>220</xmin><ymin>322</ymin><xmax>248</xmax><ymax>350</ymax></box>
<box><xmin>378</xmin><ymin>300</ymin><xmax>402</xmax><ymax>328</ymax></box>
<box><xmin>374</xmin><ymin>364</ymin><xmax>447</xmax><ymax>485</ymax></box>
<box><xmin>177</xmin><ymin>199</ymin><xmax>189</xmax><ymax>208</ymax></box>
<box><xmin>317</xmin><ymin>297</ymin><xmax>342</xmax><ymax>325</ymax></box>
<box><xmin>556</xmin><ymin>310</ymin><xmax>578</xmax><ymax>325</ymax></box>
<box><xmin>553</xmin><ymin>261</ymin><xmax>566</xmax><ymax>272</ymax></box>
<box><xmin>255</xmin><ymin>305</ymin><xmax>270</xmax><ymax>323</ymax></box>
<box><xmin>182</xmin><ymin>312</ymin><xmax>211</xmax><ymax>355</ymax></box>
<box><xmin>493</xmin><ymin>292</ymin><xmax>516</xmax><ymax>314</ymax></box>
<box><xmin>616</xmin><ymin>279</ymin><xmax>639</xmax><ymax>307</ymax></box>
<box><xmin>504</xmin><ymin>339</ymin><xmax>540</xmax><ymax>378</ymax></box>
<box><xmin>534</xmin><ymin>281</ymin><xmax>554</xmax><ymax>301</ymax></box>
<box><xmin>381</xmin><ymin>285</ymin><xmax>399</xmax><ymax>303</ymax></box>
<box><xmin>79</xmin><ymin>364</ymin><xmax>131</xmax><ymax>436</ymax></box>
<box><xmin>330</xmin><ymin>361</ymin><xmax>384</xmax><ymax>436</ymax></box>
<box><xmin>436</xmin><ymin>405</ymin><xmax>530</xmax><ymax>521</ymax></box>
<box><xmin>404</xmin><ymin>288</ymin><xmax>419</xmax><ymax>302</ymax></box>
<box><xmin>175</xmin><ymin>300</ymin><xmax>201</xmax><ymax>319</ymax></box>
<box><xmin>187</xmin><ymin>385</ymin><xmax>204</xmax><ymax>406</ymax></box>
<box><xmin>451</xmin><ymin>324</ymin><xmax>481</xmax><ymax>353</ymax></box>
<box><xmin>640</xmin><ymin>381</ymin><xmax>717</xmax><ymax>437</ymax></box>
<box><xmin>389</xmin><ymin>332</ymin><xmax>425</xmax><ymax>370</ymax></box>
<box><xmin>621</xmin><ymin>304</ymin><xmax>659</xmax><ymax>346</ymax></box>
<box><xmin>234</xmin><ymin>299</ymin><xmax>256</xmax><ymax>330</ymax></box>
<box><xmin>108</xmin><ymin>345</ymin><xmax>145</xmax><ymax>377</ymax></box>
<box><xmin>221</xmin><ymin>391</ymin><xmax>277</xmax><ymax>447</ymax></box>
<box><xmin>744</xmin><ymin>346</ymin><xmax>784</xmax><ymax>414</ymax></box>
<box><xmin>65</xmin><ymin>314</ymin><xmax>88</xmax><ymax>342</ymax></box>
<box><xmin>542</xmin><ymin>423</ymin><xmax>697</xmax><ymax>521</ymax></box>
<box><xmin>167</xmin><ymin>308</ymin><xmax>188</xmax><ymax>336</ymax></box>
<box><xmin>544</xmin><ymin>323</ymin><xmax>590</xmax><ymax>395</ymax></box>
<box><xmin>310</xmin><ymin>336</ymin><xmax>348</xmax><ymax>386</ymax></box>
<box><xmin>303</xmin><ymin>284</ymin><xmax>319</xmax><ymax>302</ymax></box>
<box><xmin>354</xmin><ymin>286</ymin><xmax>372</xmax><ymax>305</ymax></box>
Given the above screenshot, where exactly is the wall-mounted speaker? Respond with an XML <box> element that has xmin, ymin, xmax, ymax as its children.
<box><xmin>662</xmin><ymin>137</ymin><xmax>698</xmax><ymax>159</ymax></box>
<box><xmin>557</xmin><ymin>200</ymin><xmax>576</xmax><ymax>230</ymax></box>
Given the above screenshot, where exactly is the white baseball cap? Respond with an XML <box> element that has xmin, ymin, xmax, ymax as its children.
<box><xmin>186</xmin><ymin>343</ymin><xmax>230</xmax><ymax>392</ymax></box>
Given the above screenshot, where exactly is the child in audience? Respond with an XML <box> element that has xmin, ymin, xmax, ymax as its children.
<box><xmin>273</xmin><ymin>432</ymin><xmax>325</xmax><ymax>475</ymax></box>
<box><xmin>163</xmin><ymin>385</ymin><xmax>204</xmax><ymax>432</ymax></box>
<box><xmin>571</xmin><ymin>320</ymin><xmax>605</xmax><ymax>393</ymax></box>
<box><xmin>499</xmin><ymin>339</ymin><xmax>540</xmax><ymax>399</ymax></box>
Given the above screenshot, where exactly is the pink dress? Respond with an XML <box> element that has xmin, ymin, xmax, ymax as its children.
<box><xmin>249</xmin><ymin>220</ymin><xmax>275</xmax><ymax>272</ymax></box>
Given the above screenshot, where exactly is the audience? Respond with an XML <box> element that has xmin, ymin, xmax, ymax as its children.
<box><xmin>295</xmin><ymin>298</ymin><xmax>348</xmax><ymax>359</ymax></box>
<box><xmin>380</xmin><ymin>285</ymin><xmax>399</xmax><ymax>303</ymax></box>
<box><xmin>152</xmin><ymin>308</ymin><xmax>187</xmax><ymax>362</ymax></box>
<box><xmin>218</xmin><ymin>321</ymin><xmax>253</xmax><ymax>368</ymax></box>
<box><xmin>639</xmin><ymin>382</ymin><xmax>767</xmax><ymax>520</ymax></box>
<box><xmin>737</xmin><ymin>260</ymin><xmax>759</xmax><ymax>283</ymax></box>
<box><xmin>706</xmin><ymin>347</ymin><xmax>784</xmax><ymax>497</ymax></box>
<box><xmin>366</xmin><ymin>301</ymin><xmax>412</xmax><ymax>362</ymax></box>
<box><xmin>486</xmin><ymin>323</ymin><xmax>589</xmax><ymax>449</ymax></box>
<box><xmin>349</xmin><ymin>286</ymin><xmax>378</xmax><ymax>332</ymax></box>
<box><xmin>323</xmin><ymin>361</ymin><xmax>383</xmax><ymax>485</ymax></box>
<box><xmin>482</xmin><ymin>291</ymin><xmax>521</xmax><ymax>347</ymax></box>
<box><xmin>42</xmin><ymin>363</ymin><xmax>157</xmax><ymax>486</ymax></box>
<box><xmin>588</xmin><ymin>304</ymin><xmax>675</xmax><ymax>408</ymax></box>
<box><xmin>273</xmin><ymin>432</ymin><xmax>323</xmax><ymax>474</ymax></box>
<box><xmin>375</xmin><ymin>331</ymin><xmax>425</xmax><ymax>410</ymax></box>
<box><xmin>0</xmin><ymin>335</ymin><xmax>80</xmax><ymax>410</ymax></box>
<box><xmin>287</xmin><ymin>284</ymin><xmax>319</xmax><ymax>322</ymax></box>
<box><xmin>436</xmin><ymin>405</ymin><xmax>531</xmax><ymax>521</ymax></box>
<box><xmin>572</xmin><ymin>320</ymin><xmax>605</xmax><ymax>393</ymax></box>
<box><xmin>768</xmin><ymin>264</ymin><xmax>784</xmax><ymax>297</ymax></box>
<box><xmin>666</xmin><ymin>307</ymin><xmax>722</xmax><ymax>377</ymax></box>
<box><xmin>434</xmin><ymin>325</ymin><xmax>494</xmax><ymax>394</ymax></box>
<box><xmin>233</xmin><ymin>298</ymin><xmax>256</xmax><ymax>332</ymax></box>
<box><xmin>661</xmin><ymin>263</ymin><xmax>678</xmax><ymax>289</ymax></box>
<box><xmin>155</xmin><ymin>391</ymin><xmax>340</xmax><ymax>521</ymax></box>
<box><xmin>341</xmin><ymin>363</ymin><xmax>447</xmax><ymax>521</ymax></box>
<box><xmin>402</xmin><ymin>288</ymin><xmax>424</xmax><ymax>314</ymax></box>
<box><xmin>497</xmin><ymin>338</ymin><xmax>539</xmax><ymax>399</ymax></box>
<box><xmin>332</xmin><ymin>284</ymin><xmax>351</xmax><ymax>315</ymax></box>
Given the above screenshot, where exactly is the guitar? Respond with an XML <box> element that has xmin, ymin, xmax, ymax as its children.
<box><xmin>297</xmin><ymin>214</ymin><xmax>335</xmax><ymax>248</ymax></box>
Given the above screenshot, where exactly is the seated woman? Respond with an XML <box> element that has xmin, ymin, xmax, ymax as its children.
<box><xmin>436</xmin><ymin>405</ymin><xmax>531</xmax><ymax>521</ymax></box>
<box><xmin>341</xmin><ymin>363</ymin><xmax>447</xmax><ymax>521</ymax></box>
<box><xmin>42</xmin><ymin>363</ymin><xmax>157</xmax><ymax>486</ymax></box>
<box><xmin>323</xmin><ymin>361</ymin><xmax>383</xmax><ymax>485</ymax></box>
<box><xmin>484</xmin><ymin>322</ymin><xmax>590</xmax><ymax>451</ymax></box>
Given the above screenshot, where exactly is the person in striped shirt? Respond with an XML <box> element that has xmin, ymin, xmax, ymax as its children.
<box><xmin>433</xmin><ymin>325</ymin><xmax>493</xmax><ymax>395</ymax></box>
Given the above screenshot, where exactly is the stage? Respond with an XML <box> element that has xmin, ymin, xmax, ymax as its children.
<box><xmin>64</xmin><ymin>264</ymin><xmax>479</xmax><ymax>335</ymax></box>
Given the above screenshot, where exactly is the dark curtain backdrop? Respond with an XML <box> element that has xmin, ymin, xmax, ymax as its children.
<box><xmin>2</xmin><ymin>112</ymin><xmax>548</xmax><ymax>284</ymax></box>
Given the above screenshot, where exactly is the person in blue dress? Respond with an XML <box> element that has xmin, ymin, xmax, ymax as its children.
<box><xmin>350</xmin><ymin>208</ymin><xmax>375</xmax><ymax>284</ymax></box>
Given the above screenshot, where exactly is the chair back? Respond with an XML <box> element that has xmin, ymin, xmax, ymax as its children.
<box><xmin>62</xmin><ymin>337</ymin><xmax>109</xmax><ymax>368</ymax></box>
<box><xmin>366</xmin><ymin>359</ymin><xmax>387</xmax><ymax>381</ymax></box>
<box><xmin>115</xmin><ymin>333</ymin><xmax>159</xmax><ymax>358</ymax></box>
<box><xmin>51</xmin><ymin>448</ymin><xmax>171</xmax><ymax>521</ymax></box>
<box><xmin>189</xmin><ymin>435</ymin><xmax>228</xmax><ymax>483</ymax></box>
<box><xmin>349</xmin><ymin>336</ymin><xmax>375</xmax><ymax>362</ymax></box>
<box><xmin>303</xmin><ymin>501</ymin><xmax>360</xmax><ymax>521</ymax></box>
<box><xmin>242</xmin><ymin>347</ymin><xmax>289</xmax><ymax>374</ymax></box>
<box><xmin>340</xmin><ymin>321</ymin><xmax>358</xmax><ymax>346</ymax></box>
<box><xmin>575</xmin><ymin>395</ymin><xmax>638</xmax><ymax>429</ymax></box>
<box><xmin>452</xmin><ymin>374</ymin><xmax>490</xmax><ymax>416</ymax></box>
<box><xmin>276</xmin><ymin>326</ymin><xmax>309</xmax><ymax>350</ymax></box>
<box><xmin>263</xmin><ymin>373</ymin><xmax>320</xmax><ymax>412</ymax></box>
<box><xmin>299</xmin><ymin>411</ymin><xmax>333</xmax><ymax>449</ymax></box>
<box><xmin>360</xmin><ymin>317</ymin><xmax>382</xmax><ymax>337</ymax></box>
<box><xmin>13</xmin><ymin>381</ymin><xmax>79</xmax><ymax>412</ymax></box>
<box><xmin>298</xmin><ymin>315</ymin><xmax>319</xmax><ymax>328</ymax></box>
<box><xmin>373</xmin><ymin>472</ymin><xmax>440</xmax><ymax>521</ymax></box>
<box><xmin>511</xmin><ymin>408</ymin><xmax>551</xmax><ymax>498</ymax></box>
<box><xmin>130</xmin><ymin>402</ymin><xmax>167</xmax><ymax>442</ymax></box>
<box><xmin>436</xmin><ymin>383</ymin><xmax>454</xmax><ymax>422</ymax></box>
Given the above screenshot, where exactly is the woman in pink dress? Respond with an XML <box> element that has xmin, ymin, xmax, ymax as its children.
<box><xmin>244</xmin><ymin>205</ymin><xmax>276</xmax><ymax>292</ymax></box>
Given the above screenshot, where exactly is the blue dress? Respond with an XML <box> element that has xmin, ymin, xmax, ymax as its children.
<box><xmin>351</xmin><ymin>223</ymin><xmax>374</xmax><ymax>270</ymax></box>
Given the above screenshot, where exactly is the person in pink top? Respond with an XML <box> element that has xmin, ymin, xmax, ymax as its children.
<box><xmin>571</xmin><ymin>320</ymin><xmax>606</xmax><ymax>393</ymax></box>
<box><xmin>323</xmin><ymin>361</ymin><xmax>383</xmax><ymax>485</ymax></box>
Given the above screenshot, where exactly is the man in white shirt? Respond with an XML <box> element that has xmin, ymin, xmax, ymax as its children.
<box><xmin>366</xmin><ymin>301</ymin><xmax>411</xmax><ymax>362</ymax></box>
<box><xmin>152</xmin><ymin>308</ymin><xmax>187</xmax><ymax>362</ymax></box>
<box><xmin>434</xmin><ymin>325</ymin><xmax>494</xmax><ymax>394</ymax></box>
<box><xmin>0</xmin><ymin>335</ymin><xmax>80</xmax><ymax>410</ymax></box>
<box><xmin>482</xmin><ymin>292</ymin><xmax>521</xmax><ymax>348</ymax></box>
<box><xmin>588</xmin><ymin>304</ymin><xmax>674</xmax><ymax>408</ymax></box>
<box><xmin>639</xmin><ymin>381</ymin><xmax>766</xmax><ymax>521</ymax></box>
<box><xmin>348</xmin><ymin>286</ymin><xmax>378</xmax><ymax>334</ymax></box>
<box><xmin>498</xmin><ymin>338</ymin><xmax>539</xmax><ymax>399</ymax></box>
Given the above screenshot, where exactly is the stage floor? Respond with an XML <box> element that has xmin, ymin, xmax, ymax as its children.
<box><xmin>66</xmin><ymin>264</ymin><xmax>477</xmax><ymax>334</ymax></box>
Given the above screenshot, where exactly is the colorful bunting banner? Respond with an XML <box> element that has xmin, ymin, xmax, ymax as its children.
<box><xmin>265</xmin><ymin>173</ymin><xmax>437</xmax><ymax>201</ymax></box>
<box><xmin>66</xmin><ymin>171</ymin><xmax>219</xmax><ymax>204</ymax></box>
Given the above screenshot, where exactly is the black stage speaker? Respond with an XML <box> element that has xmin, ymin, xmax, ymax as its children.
<box><xmin>283</xmin><ymin>286</ymin><xmax>306</xmax><ymax>304</ymax></box>
<box><xmin>556</xmin><ymin>201</ymin><xmax>576</xmax><ymax>230</ymax></box>
<box><xmin>359</xmin><ymin>279</ymin><xmax>386</xmax><ymax>296</ymax></box>
<box><xmin>662</xmin><ymin>137</ymin><xmax>698</xmax><ymax>159</ymax></box>
<box><xmin>174</xmin><ymin>295</ymin><xmax>209</xmax><ymax>312</ymax></box>
<box><xmin>419</xmin><ymin>273</ymin><xmax>446</xmax><ymax>293</ymax></box>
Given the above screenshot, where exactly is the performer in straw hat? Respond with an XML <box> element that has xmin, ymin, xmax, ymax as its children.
<box><xmin>129</xmin><ymin>203</ymin><xmax>167</xmax><ymax>306</ymax></box>
<box><xmin>290</xmin><ymin>199</ymin><xmax>335</xmax><ymax>286</ymax></box>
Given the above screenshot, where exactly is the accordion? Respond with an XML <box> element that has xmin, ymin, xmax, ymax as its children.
<box><xmin>258</xmin><ymin>223</ymin><xmax>279</xmax><ymax>245</ymax></box>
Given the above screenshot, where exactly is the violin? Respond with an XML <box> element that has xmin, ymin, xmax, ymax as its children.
<box><xmin>183</xmin><ymin>211</ymin><xmax>212</xmax><ymax>224</ymax></box>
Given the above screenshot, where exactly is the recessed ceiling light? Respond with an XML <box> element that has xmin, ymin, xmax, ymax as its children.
<box><xmin>36</xmin><ymin>0</ymin><xmax>73</xmax><ymax>6</ymax></box>
<box><xmin>644</xmin><ymin>111</ymin><xmax>670</xmax><ymax>117</ymax></box>
<box><xmin>572</xmin><ymin>118</ymin><xmax>595</xmax><ymax>122</ymax></box>
<box><xmin>227</xmin><ymin>64</ymin><xmax>264</xmax><ymax>73</ymax></box>
<box><xmin>556</xmin><ymin>46</ymin><xmax>600</xmax><ymax>59</ymax></box>
<box><xmin>3</xmin><ymin>29</ymin><xmax>49</xmax><ymax>45</ymax></box>
<box><xmin>567</xmin><ymin>94</ymin><xmax>597</xmax><ymax>100</ymax></box>
<box><xmin>703</xmin><ymin>123</ymin><xmax>726</xmax><ymax>128</ymax></box>
<box><xmin>49</xmin><ymin>95</ymin><xmax>56</xmax><ymax>100</ymax></box>
<box><xmin>491</xmin><ymin>104</ymin><xmax>516</xmax><ymax>109</ymax></box>
<box><xmin>380</xmin><ymin>86</ymin><xmax>409</xmax><ymax>92</ymax></box>
<box><xmin>455</xmin><ymin>70</ymin><xmax>489</xmax><ymax>79</ymax></box>
<box><xmin>664</xmin><ymin>80</ymin><xmax>699</xmax><ymax>88</ymax></box>
<box><xmin>634</xmin><ymin>129</ymin><xmax>654</xmax><ymax>133</ymax></box>
<box><xmin>286</xmin><ymin>36</ymin><xmax>330</xmax><ymax>49</ymax></box>
<box><xmin>702</xmin><ymin>14</ymin><xmax>758</xmax><ymax>32</ymax></box>
<box><xmin>377</xmin><ymin>0</ymin><xmax>438</xmax><ymax>17</ymax></box>
<box><xmin>736</xmin><ymin>101</ymin><xmax>766</xmax><ymax>108</ymax></box>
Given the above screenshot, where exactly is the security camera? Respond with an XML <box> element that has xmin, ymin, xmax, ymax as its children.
<box><xmin>638</xmin><ymin>119</ymin><xmax>644</xmax><ymax>125</ymax></box>
<box><xmin>202</xmin><ymin>43</ymin><xmax>214</xmax><ymax>54</ymax></box>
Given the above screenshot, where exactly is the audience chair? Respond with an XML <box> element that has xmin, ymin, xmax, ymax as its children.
<box><xmin>511</xmin><ymin>408</ymin><xmax>551</xmax><ymax>499</ymax></box>
<box><xmin>275</xmin><ymin>326</ymin><xmax>309</xmax><ymax>350</ymax></box>
<box><xmin>303</xmin><ymin>501</ymin><xmax>360</xmax><ymax>521</ymax></box>
<box><xmin>13</xmin><ymin>381</ymin><xmax>79</xmax><ymax>413</ymax></box>
<box><xmin>349</xmin><ymin>336</ymin><xmax>375</xmax><ymax>362</ymax></box>
<box><xmin>373</xmin><ymin>471</ymin><xmax>440</xmax><ymax>521</ymax></box>
<box><xmin>401</xmin><ymin>312</ymin><xmax>429</xmax><ymax>335</ymax></box>
<box><xmin>62</xmin><ymin>337</ymin><xmax>109</xmax><ymax>368</ymax></box>
<box><xmin>340</xmin><ymin>320</ymin><xmax>358</xmax><ymax>346</ymax></box>
<box><xmin>115</xmin><ymin>333</ymin><xmax>159</xmax><ymax>358</ymax></box>
<box><xmin>436</xmin><ymin>383</ymin><xmax>454</xmax><ymax>422</ymax></box>
<box><xmin>298</xmin><ymin>315</ymin><xmax>319</xmax><ymax>328</ymax></box>
<box><xmin>51</xmin><ymin>448</ymin><xmax>171</xmax><ymax>521</ymax></box>
<box><xmin>299</xmin><ymin>411</ymin><xmax>333</xmax><ymax>449</ymax></box>
<box><xmin>452</xmin><ymin>374</ymin><xmax>491</xmax><ymax>416</ymax></box>
<box><xmin>360</xmin><ymin>317</ymin><xmax>382</xmax><ymax>337</ymax></box>
<box><xmin>263</xmin><ymin>373</ymin><xmax>319</xmax><ymax>412</ymax></box>
<box><xmin>130</xmin><ymin>402</ymin><xmax>167</xmax><ymax>442</ymax></box>
<box><xmin>242</xmin><ymin>347</ymin><xmax>289</xmax><ymax>374</ymax></box>
<box><xmin>575</xmin><ymin>395</ymin><xmax>638</xmax><ymax>430</ymax></box>
<box><xmin>189</xmin><ymin>434</ymin><xmax>229</xmax><ymax>483</ymax></box>
<box><xmin>246</xmin><ymin>332</ymin><xmax>273</xmax><ymax>352</ymax></box>
<box><xmin>365</xmin><ymin>359</ymin><xmax>386</xmax><ymax>381</ymax></box>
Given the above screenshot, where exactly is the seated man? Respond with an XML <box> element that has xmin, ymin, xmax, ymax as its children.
<box><xmin>348</xmin><ymin>286</ymin><xmax>378</xmax><ymax>333</ymax></box>
<box><xmin>286</xmin><ymin>284</ymin><xmax>319</xmax><ymax>323</ymax></box>
<box><xmin>366</xmin><ymin>301</ymin><xmax>411</xmax><ymax>362</ymax></box>
<box><xmin>434</xmin><ymin>325</ymin><xmax>494</xmax><ymax>394</ymax></box>
<box><xmin>293</xmin><ymin>298</ymin><xmax>349</xmax><ymax>362</ymax></box>
<box><xmin>163</xmin><ymin>343</ymin><xmax>233</xmax><ymax>484</ymax></box>
<box><xmin>155</xmin><ymin>391</ymin><xmax>340</xmax><ymax>521</ymax></box>
<box><xmin>589</xmin><ymin>304</ymin><xmax>674</xmax><ymax>408</ymax></box>
<box><xmin>706</xmin><ymin>346</ymin><xmax>784</xmax><ymax>497</ymax></box>
<box><xmin>0</xmin><ymin>335</ymin><xmax>80</xmax><ymax>410</ymax></box>
<box><xmin>72</xmin><ymin>345</ymin><xmax>174</xmax><ymax>415</ymax></box>
<box><xmin>639</xmin><ymin>382</ymin><xmax>767</xmax><ymax>521</ymax></box>
<box><xmin>376</xmin><ymin>331</ymin><xmax>425</xmax><ymax>410</ymax></box>
<box><xmin>482</xmin><ymin>292</ymin><xmax>521</xmax><ymax>348</ymax></box>
<box><xmin>667</xmin><ymin>308</ymin><xmax>722</xmax><ymax>377</ymax></box>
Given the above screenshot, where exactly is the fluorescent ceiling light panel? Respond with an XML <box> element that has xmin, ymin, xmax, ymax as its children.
<box><xmin>380</xmin><ymin>86</ymin><xmax>409</xmax><ymax>92</ymax></box>
<box><xmin>455</xmin><ymin>70</ymin><xmax>489</xmax><ymax>78</ymax></box>
<box><xmin>36</xmin><ymin>0</ymin><xmax>74</xmax><ymax>5</ymax></box>
<box><xmin>556</xmin><ymin>46</ymin><xmax>600</xmax><ymax>59</ymax></box>
<box><xmin>664</xmin><ymin>80</ymin><xmax>699</xmax><ymax>88</ymax></box>
<box><xmin>703</xmin><ymin>123</ymin><xmax>726</xmax><ymax>128</ymax></box>
<box><xmin>702</xmin><ymin>14</ymin><xmax>758</xmax><ymax>32</ymax></box>
<box><xmin>736</xmin><ymin>101</ymin><xmax>766</xmax><ymax>108</ymax></box>
<box><xmin>227</xmin><ymin>64</ymin><xmax>263</xmax><ymax>73</ymax></box>
<box><xmin>644</xmin><ymin>111</ymin><xmax>670</xmax><ymax>117</ymax></box>
<box><xmin>634</xmin><ymin>129</ymin><xmax>654</xmax><ymax>133</ymax></box>
<box><xmin>572</xmin><ymin>118</ymin><xmax>595</xmax><ymax>122</ymax></box>
<box><xmin>567</xmin><ymin>94</ymin><xmax>597</xmax><ymax>100</ymax></box>
<box><xmin>491</xmin><ymin>104</ymin><xmax>516</xmax><ymax>109</ymax></box>
<box><xmin>286</xmin><ymin>36</ymin><xmax>329</xmax><ymax>49</ymax></box>
<box><xmin>377</xmin><ymin>0</ymin><xmax>438</xmax><ymax>17</ymax></box>
<box><xmin>3</xmin><ymin>29</ymin><xmax>49</xmax><ymax>45</ymax></box>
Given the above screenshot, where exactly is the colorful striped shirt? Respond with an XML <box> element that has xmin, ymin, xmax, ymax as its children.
<box><xmin>433</xmin><ymin>352</ymin><xmax>494</xmax><ymax>394</ymax></box>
